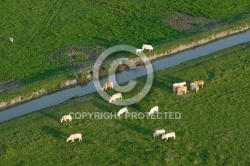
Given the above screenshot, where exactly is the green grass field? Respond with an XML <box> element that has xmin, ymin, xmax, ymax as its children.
<box><xmin>0</xmin><ymin>42</ymin><xmax>249</xmax><ymax>165</ymax></box>
<box><xmin>1</xmin><ymin>0</ymin><xmax>250</xmax><ymax>80</ymax></box>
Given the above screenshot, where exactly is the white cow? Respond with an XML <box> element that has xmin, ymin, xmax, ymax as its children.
<box><xmin>142</xmin><ymin>44</ymin><xmax>153</xmax><ymax>51</ymax></box>
<box><xmin>61</xmin><ymin>115</ymin><xmax>73</xmax><ymax>123</ymax></box>
<box><xmin>153</xmin><ymin>129</ymin><xmax>165</xmax><ymax>137</ymax></box>
<box><xmin>117</xmin><ymin>107</ymin><xmax>128</xmax><ymax>116</ymax></box>
<box><xmin>148</xmin><ymin>106</ymin><xmax>159</xmax><ymax>116</ymax></box>
<box><xmin>190</xmin><ymin>82</ymin><xmax>199</xmax><ymax>93</ymax></box>
<box><xmin>9</xmin><ymin>37</ymin><xmax>14</xmax><ymax>43</ymax></box>
<box><xmin>162</xmin><ymin>132</ymin><xmax>176</xmax><ymax>140</ymax></box>
<box><xmin>66</xmin><ymin>133</ymin><xmax>82</xmax><ymax>142</ymax></box>
<box><xmin>136</xmin><ymin>48</ymin><xmax>143</xmax><ymax>54</ymax></box>
<box><xmin>173</xmin><ymin>81</ymin><xmax>186</xmax><ymax>92</ymax></box>
<box><xmin>109</xmin><ymin>93</ymin><xmax>122</xmax><ymax>103</ymax></box>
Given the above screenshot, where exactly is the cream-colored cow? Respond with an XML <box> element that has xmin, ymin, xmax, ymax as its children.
<box><xmin>61</xmin><ymin>115</ymin><xmax>73</xmax><ymax>123</ymax></box>
<box><xmin>66</xmin><ymin>133</ymin><xmax>82</xmax><ymax>142</ymax></box>
<box><xmin>175</xmin><ymin>86</ymin><xmax>187</xmax><ymax>95</ymax></box>
<box><xmin>162</xmin><ymin>132</ymin><xmax>176</xmax><ymax>140</ymax></box>
<box><xmin>109</xmin><ymin>93</ymin><xmax>122</xmax><ymax>103</ymax></box>
<box><xmin>153</xmin><ymin>129</ymin><xmax>165</xmax><ymax>137</ymax></box>
<box><xmin>9</xmin><ymin>37</ymin><xmax>14</xmax><ymax>43</ymax></box>
<box><xmin>173</xmin><ymin>82</ymin><xmax>186</xmax><ymax>92</ymax></box>
<box><xmin>102</xmin><ymin>81</ymin><xmax>113</xmax><ymax>91</ymax></box>
<box><xmin>136</xmin><ymin>48</ymin><xmax>143</xmax><ymax>54</ymax></box>
<box><xmin>194</xmin><ymin>80</ymin><xmax>204</xmax><ymax>88</ymax></box>
<box><xmin>148</xmin><ymin>106</ymin><xmax>159</xmax><ymax>116</ymax></box>
<box><xmin>142</xmin><ymin>44</ymin><xmax>153</xmax><ymax>51</ymax></box>
<box><xmin>117</xmin><ymin>107</ymin><xmax>128</xmax><ymax>116</ymax></box>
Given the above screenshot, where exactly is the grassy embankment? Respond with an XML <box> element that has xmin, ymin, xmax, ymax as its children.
<box><xmin>1</xmin><ymin>0</ymin><xmax>250</xmax><ymax>102</ymax></box>
<box><xmin>0</xmin><ymin>42</ymin><xmax>249</xmax><ymax>165</ymax></box>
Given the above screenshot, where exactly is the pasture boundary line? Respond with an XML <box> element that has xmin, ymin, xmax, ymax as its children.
<box><xmin>47</xmin><ymin>0</ymin><xmax>67</xmax><ymax>29</ymax></box>
<box><xmin>25</xmin><ymin>0</ymin><xmax>64</xmax><ymax>49</ymax></box>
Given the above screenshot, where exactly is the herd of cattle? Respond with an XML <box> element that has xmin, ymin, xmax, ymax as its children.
<box><xmin>62</xmin><ymin>70</ymin><xmax>205</xmax><ymax>142</ymax></box>
<box><xmin>60</xmin><ymin>44</ymin><xmax>205</xmax><ymax>142</ymax></box>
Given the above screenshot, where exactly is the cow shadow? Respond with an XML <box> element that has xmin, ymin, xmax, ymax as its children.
<box><xmin>176</xmin><ymin>130</ymin><xmax>185</xmax><ymax>137</ymax></box>
<box><xmin>0</xmin><ymin>37</ymin><xmax>8</xmax><ymax>41</ymax></box>
<box><xmin>81</xmin><ymin>137</ymin><xmax>96</xmax><ymax>145</ymax></box>
<box><xmin>131</xmin><ymin>103</ymin><xmax>149</xmax><ymax>113</ymax></box>
<box><xmin>135</xmin><ymin>73</ymin><xmax>185</xmax><ymax>94</ymax></box>
<box><xmin>42</xmin><ymin>125</ymin><xmax>67</xmax><ymax>139</ymax></box>
<box><xmin>114</xmin><ymin>120</ymin><xmax>151</xmax><ymax>136</ymax></box>
<box><xmin>94</xmin><ymin>37</ymin><xmax>120</xmax><ymax>48</ymax></box>
<box><xmin>91</xmin><ymin>98</ymin><xmax>117</xmax><ymax>113</ymax></box>
<box><xmin>39</xmin><ymin>110</ymin><xmax>59</xmax><ymax>122</ymax></box>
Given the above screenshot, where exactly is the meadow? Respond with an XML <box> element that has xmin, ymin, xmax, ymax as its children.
<box><xmin>1</xmin><ymin>0</ymin><xmax>250</xmax><ymax>102</ymax></box>
<box><xmin>0</xmin><ymin>42</ymin><xmax>249</xmax><ymax>165</ymax></box>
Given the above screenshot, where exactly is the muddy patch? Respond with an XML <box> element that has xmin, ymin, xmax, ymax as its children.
<box><xmin>50</xmin><ymin>45</ymin><xmax>135</xmax><ymax>70</ymax></box>
<box><xmin>167</xmin><ymin>13</ymin><xmax>216</xmax><ymax>31</ymax></box>
<box><xmin>50</xmin><ymin>46</ymin><xmax>107</xmax><ymax>68</ymax></box>
<box><xmin>0</xmin><ymin>80</ymin><xmax>20</xmax><ymax>93</ymax></box>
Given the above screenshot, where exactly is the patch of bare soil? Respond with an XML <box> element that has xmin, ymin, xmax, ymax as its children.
<box><xmin>50</xmin><ymin>46</ymin><xmax>107</xmax><ymax>68</ymax></box>
<box><xmin>50</xmin><ymin>45</ymin><xmax>134</xmax><ymax>70</ymax></box>
<box><xmin>168</xmin><ymin>13</ymin><xmax>217</xmax><ymax>31</ymax></box>
<box><xmin>0</xmin><ymin>80</ymin><xmax>20</xmax><ymax>93</ymax></box>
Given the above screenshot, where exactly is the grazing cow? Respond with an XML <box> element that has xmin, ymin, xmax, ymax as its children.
<box><xmin>194</xmin><ymin>80</ymin><xmax>204</xmax><ymax>88</ymax></box>
<box><xmin>175</xmin><ymin>86</ymin><xmax>187</xmax><ymax>95</ymax></box>
<box><xmin>66</xmin><ymin>133</ymin><xmax>82</xmax><ymax>142</ymax></box>
<box><xmin>117</xmin><ymin>107</ymin><xmax>128</xmax><ymax>116</ymax></box>
<box><xmin>190</xmin><ymin>83</ymin><xmax>199</xmax><ymax>93</ymax></box>
<box><xmin>173</xmin><ymin>82</ymin><xmax>186</xmax><ymax>92</ymax></box>
<box><xmin>153</xmin><ymin>129</ymin><xmax>165</xmax><ymax>137</ymax></box>
<box><xmin>102</xmin><ymin>81</ymin><xmax>113</xmax><ymax>91</ymax></box>
<box><xmin>9</xmin><ymin>37</ymin><xmax>14</xmax><ymax>43</ymax></box>
<box><xmin>61</xmin><ymin>115</ymin><xmax>73</xmax><ymax>123</ymax></box>
<box><xmin>136</xmin><ymin>48</ymin><xmax>143</xmax><ymax>54</ymax></box>
<box><xmin>162</xmin><ymin>132</ymin><xmax>176</xmax><ymax>140</ymax></box>
<box><xmin>142</xmin><ymin>44</ymin><xmax>153</xmax><ymax>51</ymax></box>
<box><xmin>109</xmin><ymin>93</ymin><xmax>122</xmax><ymax>103</ymax></box>
<box><xmin>148</xmin><ymin>106</ymin><xmax>159</xmax><ymax>116</ymax></box>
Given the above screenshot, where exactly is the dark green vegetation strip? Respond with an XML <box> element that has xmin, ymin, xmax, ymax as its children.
<box><xmin>0</xmin><ymin>42</ymin><xmax>249</xmax><ymax>165</ymax></box>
